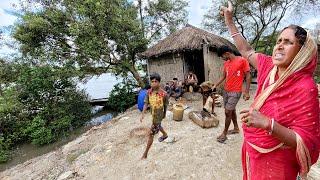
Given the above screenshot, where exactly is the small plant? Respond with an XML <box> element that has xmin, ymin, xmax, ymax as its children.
<box><xmin>107</xmin><ymin>79</ymin><xmax>137</xmax><ymax>112</ymax></box>
<box><xmin>0</xmin><ymin>137</ymin><xmax>10</xmax><ymax>163</ymax></box>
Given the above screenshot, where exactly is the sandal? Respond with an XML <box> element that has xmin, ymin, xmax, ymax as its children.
<box><xmin>216</xmin><ymin>135</ymin><xmax>227</xmax><ymax>143</ymax></box>
<box><xmin>158</xmin><ymin>136</ymin><xmax>168</xmax><ymax>142</ymax></box>
<box><xmin>227</xmin><ymin>129</ymin><xmax>240</xmax><ymax>134</ymax></box>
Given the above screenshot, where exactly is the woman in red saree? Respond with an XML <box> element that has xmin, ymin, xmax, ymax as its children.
<box><xmin>220</xmin><ymin>2</ymin><xmax>320</xmax><ymax>179</ymax></box>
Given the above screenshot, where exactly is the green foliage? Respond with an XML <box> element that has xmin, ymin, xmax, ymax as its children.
<box><xmin>0</xmin><ymin>88</ymin><xmax>27</xmax><ymax>144</ymax></box>
<box><xmin>0</xmin><ymin>0</ymin><xmax>188</xmax><ymax>163</ymax></box>
<box><xmin>0</xmin><ymin>136</ymin><xmax>10</xmax><ymax>163</ymax></box>
<box><xmin>0</xmin><ymin>59</ymin><xmax>20</xmax><ymax>86</ymax></box>
<box><xmin>0</xmin><ymin>88</ymin><xmax>26</xmax><ymax>162</ymax></box>
<box><xmin>24</xmin><ymin>116</ymin><xmax>54</xmax><ymax>145</ymax></box>
<box><xmin>255</xmin><ymin>33</ymin><xmax>279</xmax><ymax>55</ymax></box>
<box><xmin>202</xmin><ymin>0</ymin><xmax>317</xmax><ymax>53</ymax></box>
<box><xmin>16</xmin><ymin>66</ymin><xmax>92</xmax><ymax>145</ymax></box>
<box><xmin>13</xmin><ymin>0</ymin><xmax>188</xmax><ymax>87</ymax></box>
<box><xmin>142</xmin><ymin>0</ymin><xmax>188</xmax><ymax>42</ymax></box>
<box><xmin>0</xmin><ymin>65</ymin><xmax>92</xmax><ymax>162</ymax></box>
<box><xmin>314</xmin><ymin>75</ymin><xmax>320</xmax><ymax>84</ymax></box>
<box><xmin>107</xmin><ymin>79</ymin><xmax>137</xmax><ymax>112</ymax></box>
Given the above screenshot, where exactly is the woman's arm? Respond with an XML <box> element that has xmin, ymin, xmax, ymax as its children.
<box><xmin>220</xmin><ymin>1</ymin><xmax>258</xmax><ymax>69</ymax></box>
<box><xmin>240</xmin><ymin>109</ymin><xmax>297</xmax><ymax>148</ymax></box>
<box><xmin>272</xmin><ymin>121</ymin><xmax>297</xmax><ymax>148</ymax></box>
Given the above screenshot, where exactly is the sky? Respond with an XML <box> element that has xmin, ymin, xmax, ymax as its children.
<box><xmin>0</xmin><ymin>0</ymin><xmax>211</xmax><ymax>28</ymax></box>
<box><xmin>0</xmin><ymin>0</ymin><xmax>319</xmax><ymax>57</ymax></box>
<box><xmin>0</xmin><ymin>1</ymin><xmax>18</xmax><ymax>56</ymax></box>
<box><xmin>187</xmin><ymin>0</ymin><xmax>211</xmax><ymax>27</ymax></box>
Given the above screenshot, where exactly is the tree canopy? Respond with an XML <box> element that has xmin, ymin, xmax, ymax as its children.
<box><xmin>202</xmin><ymin>0</ymin><xmax>320</xmax><ymax>54</ymax></box>
<box><xmin>13</xmin><ymin>0</ymin><xmax>188</xmax><ymax>87</ymax></box>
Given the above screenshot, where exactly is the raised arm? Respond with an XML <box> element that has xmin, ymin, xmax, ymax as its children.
<box><xmin>220</xmin><ymin>1</ymin><xmax>258</xmax><ymax>69</ymax></box>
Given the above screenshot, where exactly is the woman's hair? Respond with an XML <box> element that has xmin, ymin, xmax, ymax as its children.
<box><xmin>150</xmin><ymin>73</ymin><xmax>161</xmax><ymax>82</ymax></box>
<box><xmin>282</xmin><ymin>25</ymin><xmax>307</xmax><ymax>46</ymax></box>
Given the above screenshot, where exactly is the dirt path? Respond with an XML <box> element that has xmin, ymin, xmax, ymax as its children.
<box><xmin>1</xmin><ymin>85</ymin><xmax>319</xmax><ymax>180</ymax></box>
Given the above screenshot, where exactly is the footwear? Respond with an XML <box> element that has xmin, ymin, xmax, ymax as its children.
<box><xmin>227</xmin><ymin>129</ymin><xmax>240</xmax><ymax>134</ymax></box>
<box><xmin>158</xmin><ymin>135</ymin><xmax>168</xmax><ymax>142</ymax></box>
<box><xmin>217</xmin><ymin>134</ymin><xmax>227</xmax><ymax>143</ymax></box>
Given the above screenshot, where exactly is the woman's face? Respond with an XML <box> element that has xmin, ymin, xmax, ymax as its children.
<box><xmin>272</xmin><ymin>28</ymin><xmax>302</xmax><ymax>69</ymax></box>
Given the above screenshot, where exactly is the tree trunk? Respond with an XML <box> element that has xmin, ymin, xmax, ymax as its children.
<box><xmin>129</xmin><ymin>65</ymin><xmax>145</xmax><ymax>88</ymax></box>
<box><xmin>138</xmin><ymin>0</ymin><xmax>145</xmax><ymax>38</ymax></box>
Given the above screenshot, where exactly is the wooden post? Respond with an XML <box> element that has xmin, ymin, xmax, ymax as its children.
<box><xmin>203</xmin><ymin>44</ymin><xmax>209</xmax><ymax>81</ymax></box>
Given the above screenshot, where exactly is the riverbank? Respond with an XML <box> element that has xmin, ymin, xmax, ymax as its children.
<box><xmin>1</xmin><ymin>87</ymin><xmax>319</xmax><ymax>179</ymax></box>
<box><xmin>0</xmin><ymin>109</ymin><xmax>116</xmax><ymax>172</ymax></box>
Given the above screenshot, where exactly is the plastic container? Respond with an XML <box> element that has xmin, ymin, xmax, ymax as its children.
<box><xmin>173</xmin><ymin>104</ymin><xmax>184</xmax><ymax>121</ymax></box>
<box><xmin>137</xmin><ymin>89</ymin><xmax>147</xmax><ymax>112</ymax></box>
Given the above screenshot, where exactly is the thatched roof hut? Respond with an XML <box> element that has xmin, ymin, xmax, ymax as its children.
<box><xmin>141</xmin><ymin>24</ymin><xmax>237</xmax><ymax>58</ymax></box>
<box><xmin>141</xmin><ymin>24</ymin><xmax>238</xmax><ymax>86</ymax></box>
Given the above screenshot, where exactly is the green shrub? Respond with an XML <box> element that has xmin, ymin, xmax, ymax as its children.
<box><xmin>30</xmin><ymin>127</ymin><xmax>54</xmax><ymax>145</ymax></box>
<box><xmin>107</xmin><ymin>80</ymin><xmax>137</xmax><ymax>112</ymax></box>
<box><xmin>23</xmin><ymin>116</ymin><xmax>53</xmax><ymax>145</ymax></box>
<box><xmin>0</xmin><ymin>66</ymin><xmax>92</xmax><ymax>162</ymax></box>
<box><xmin>0</xmin><ymin>137</ymin><xmax>10</xmax><ymax>163</ymax></box>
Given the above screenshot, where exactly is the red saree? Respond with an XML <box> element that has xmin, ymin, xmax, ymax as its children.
<box><xmin>242</xmin><ymin>41</ymin><xmax>320</xmax><ymax>179</ymax></box>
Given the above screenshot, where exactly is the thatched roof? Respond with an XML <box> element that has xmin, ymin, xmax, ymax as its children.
<box><xmin>141</xmin><ymin>24</ymin><xmax>237</xmax><ymax>58</ymax></box>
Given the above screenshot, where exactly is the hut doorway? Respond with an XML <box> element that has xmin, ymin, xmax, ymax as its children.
<box><xmin>184</xmin><ymin>50</ymin><xmax>205</xmax><ymax>84</ymax></box>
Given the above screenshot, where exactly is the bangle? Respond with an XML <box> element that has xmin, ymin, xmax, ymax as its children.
<box><xmin>268</xmin><ymin>118</ymin><xmax>275</xmax><ymax>135</ymax></box>
<box><xmin>231</xmin><ymin>32</ymin><xmax>241</xmax><ymax>38</ymax></box>
<box><xmin>266</xmin><ymin>118</ymin><xmax>272</xmax><ymax>131</ymax></box>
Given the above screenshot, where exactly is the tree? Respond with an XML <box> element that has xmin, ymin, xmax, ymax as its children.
<box><xmin>137</xmin><ymin>0</ymin><xmax>188</xmax><ymax>43</ymax></box>
<box><xmin>0</xmin><ymin>64</ymin><xmax>92</xmax><ymax>162</ymax></box>
<box><xmin>12</xmin><ymin>0</ymin><xmax>188</xmax><ymax>87</ymax></box>
<box><xmin>202</xmin><ymin>0</ymin><xmax>319</xmax><ymax>54</ymax></box>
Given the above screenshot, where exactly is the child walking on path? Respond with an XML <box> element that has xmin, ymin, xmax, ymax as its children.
<box><xmin>140</xmin><ymin>73</ymin><xmax>169</xmax><ymax>159</ymax></box>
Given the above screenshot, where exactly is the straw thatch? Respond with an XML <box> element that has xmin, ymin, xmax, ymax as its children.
<box><xmin>141</xmin><ymin>24</ymin><xmax>237</xmax><ymax>58</ymax></box>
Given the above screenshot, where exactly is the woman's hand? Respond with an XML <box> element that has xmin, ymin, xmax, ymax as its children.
<box><xmin>220</xmin><ymin>1</ymin><xmax>233</xmax><ymax>25</ymax></box>
<box><xmin>240</xmin><ymin>109</ymin><xmax>270</xmax><ymax>130</ymax></box>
